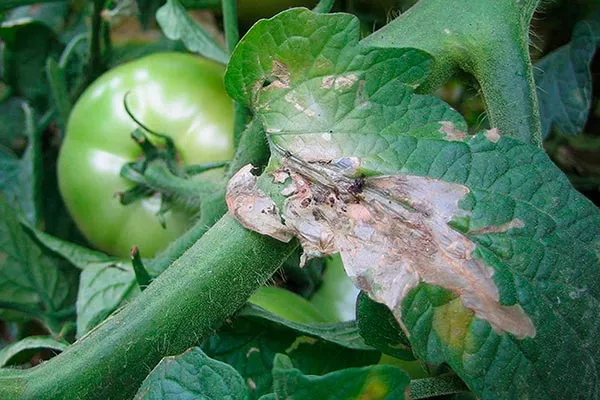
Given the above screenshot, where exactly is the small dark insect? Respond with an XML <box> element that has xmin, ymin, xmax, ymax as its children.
<box><xmin>347</xmin><ymin>175</ymin><xmax>365</xmax><ymax>195</ymax></box>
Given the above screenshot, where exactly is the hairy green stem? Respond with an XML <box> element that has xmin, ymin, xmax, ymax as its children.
<box><xmin>221</xmin><ymin>0</ymin><xmax>247</xmax><ymax>148</ymax></box>
<box><xmin>226</xmin><ymin>118</ymin><xmax>270</xmax><ymax>177</ymax></box>
<box><xmin>0</xmin><ymin>215</ymin><xmax>296</xmax><ymax>399</ymax></box>
<box><xmin>363</xmin><ymin>0</ymin><xmax>542</xmax><ymax>147</ymax></box>
<box><xmin>221</xmin><ymin>0</ymin><xmax>239</xmax><ymax>54</ymax></box>
<box><xmin>88</xmin><ymin>0</ymin><xmax>106</xmax><ymax>81</ymax></box>
<box><xmin>149</xmin><ymin>116</ymin><xmax>270</xmax><ymax>274</ymax></box>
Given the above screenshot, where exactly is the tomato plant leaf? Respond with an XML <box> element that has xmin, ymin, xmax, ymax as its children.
<box><xmin>356</xmin><ymin>292</ymin><xmax>414</xmax><ymax>361</ymax></box>
<box><xmin>0</xmin><ymin>19</ymin><xmax>63</xmax><ymax>108</ymax></box>
<box><xmin>262</xmin><ymin>353</ymin><xmax>409</xmax><ymax>400</ymax></box>
<box><xmin>135</xmin><ymin>0</ymin><xmax>164</xmax><ymax>29</ymax></box>
<box><xmin>45</xmin><ymin>57</ymin><xmax>71</xmax><ymax>127</ymax></box>
<box><xmin>156</xmin><ymin>0</ymin><xmax>228</xmax><ymax>64</ymax></box>
<box><xmin>134</xmin><ymin>347</ymin><xmax>249</xmax><ymax>400</ymax></box>
<box><xmin>225</xmin><ymin>8</ymin><xmax>600</xmax><ymax>399</ymax></box>
<box><xmin>0</xmin><ymin>335</ymin><xmax>67</xmax><ymax>367</ymax></box>
<box><xmin>19</xmin><ymin>223</ymin><xmax>138</xmax><ymax>337</ymax></box>
<box><xmin>22</xmin><ymin>225</ymin><xmax>114</xmax><ymax>269</ymax></box>
<box><xmin>203</xmin><ymin>313</ymin><xmax>379</xmax><ymax>399</ymax></box>
<box><xmin>0</xmin><ymin>196</ymin><xmax>76</xmax><ymax>329</ymax></box>
<box><xmin>0</xmin><ymin>0</ymin><xmax>64</xmax><ymax>14</ymax></box>
<box><xmin>0</xmin><ymin>97</ymin><xmax>28</xmax><ymax>150</ymax></box>
<box><xmin>535</xmin><ymin>19</ymin><xmax>600</xmax><ymax>138</ymax></box>
<box><xmin>76</xmin><ymin>262</ymin><xmax>139</xmax><ymax>337</ymax></box>
<box><xmin>0</xmin><ymin>101</ymin><xmax>42</xmax><ymax>225</ymax></box>
<box><xmin>240</xmin><ymin>304</ymin><xmax>374</xmax><ymax>351</ymax></box>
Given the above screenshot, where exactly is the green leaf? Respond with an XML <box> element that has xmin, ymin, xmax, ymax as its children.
<box><xmin>156</xmin><ymin>0</ymin><xmax>228</xmax><ymax>64</ymax></box>
<box><xmin>134</xmin><ymin>347</ymin><xmax>249</xmax><ymax>400</ymax></box>
<box><xmin>203</xmin><ymin>311</ymin><xmax>379</xmax><ymax>399</ymax></box>
<box><xmin>0</xmin><ymin>97</ymin><xmax>27</xmax><ymax>150</ymax></box>
<box><xmin>240</xmin><ymin>304</ymin><xmax>374</xmax><ymax>351</ymax></box>
<box><xmin>5</xmin><ymin>2</ymin><xmax>69</xmax><ymax>34</ymax></box>
<box><xmin>535</xmin><ymin>20</ymin><xmax>600</xmax><ymax>138</ymax></box>
<box><xmin>0</xmin><ymin>101</ymin><xmax>42</xmax><ymax>225</ymax></box>
<box><xmin>0</xmin><ymin>0</ymin><xmax>65</xmax><ymax>16</ymax></box>
<box><xmin>22</xmin><ymin>224</ymin><xmax>114</xmax><ymax>269</ymax></box>
<box><xmin>225</xmin><ymin>9</ymin><xmax>600</xmax><ymax>399</ymax></box>
<box><xmin>109</xmin><ymin>36</ymin><xmax>186</xmax><ymax>67</ymax></box>
<box><xmin>276</xmin><ymin>249</ymin><xmax>325</xmax><ymax>299</ymax></box>
<box><xmin>135</xmin><ymin>0</ymin><xmax>165</xmax><ymax>29</ymax></box>
<box><xmin>0</xmin><ymin>335</ymin><xmax>67</xmax><ymax>367</ymax></box>
<box><xmin>45</xmin><ymin>57</ymin><xmax>71</xmax><ymax>127</ymax></box>
<box><xmin>356</xmin><ymin>292</ymin><xmax>413</xmax><ymax>361</ymax></box>
<box><xmin>313</xmin><ymin>0</ymin><xmax>335</xmax><ymax>14</ymax></box>
<box><xmin>265</xmin><ymin>353</ymin><xmax>410</xmax><ymax>400</ymax></box>
<box><xmin>0</xmin><ymin>19</ymin><xmax>63</xmax><ymax>107</ymax></box>
<box><xmin>0</xmin><ymin>196</ymin><xmax>77</xmax><ymax>330</ymax></box>
<box><xmin>76</xmin><ymin>262</ymin><xmax>139</xmax><ymax>337</ymax></box>
<box><xmin>249</xmin><ymin>286</ymin><xmax>330</xmax><ymax>324</ymax></box>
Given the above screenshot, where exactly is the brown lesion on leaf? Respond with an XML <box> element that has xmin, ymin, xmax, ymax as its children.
<box><xmin>226</xmin><ymin>165</ymin><xmax>293</xmax><ymax>242</ymax></box>
<box><xmin>484</xmin><ymin>128</ymin><xmax>501</xmax><ymax>143</ymax></box>
<box><xmin>226</xmin><ymin>154</ymin><xmax>537</xmax><ymax>339</ymax></box>
<box><xmin>439</xmin><ymin>121</ymin><xmax>467</xmax><ymax>141</ymax></box>
<box><xmin>284</xmin><ymin>92</ymin><xmax>318</xmax><ymax>117</ymax></box>
<box><xmin>256</xmin><ymin>59</ymin><xmax>291</xmax><ymax>94</ymax></box>
<box><xmin>470</xmin><ymin>218</ymin><xmax>525</xmax><ymax>235</ymax></box>
<box><xmin>321</xmin><ymin>73</ymin><xmax>359</xmax><ymax>90</ymax></box>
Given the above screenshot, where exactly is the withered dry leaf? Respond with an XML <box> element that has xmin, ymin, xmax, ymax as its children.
<box><xmin>227</xmin><ymin>157</ymin><xmax>536</xmax><ymax>339</ymax></box>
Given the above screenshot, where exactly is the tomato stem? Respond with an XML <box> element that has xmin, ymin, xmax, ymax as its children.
<box><xmin>131</xmin><ymin>246</ymin><xmax>153</xmax><ymax>290</ymax></box>
<box><xmin>363</xmin><ymin>0</ymin><xmax>542</xmax><ymax>147</ymax></box>
<box><xmin>0</xmin><ymin>215</ymin><xmax>297</xmax><ymax>399</ymax></box>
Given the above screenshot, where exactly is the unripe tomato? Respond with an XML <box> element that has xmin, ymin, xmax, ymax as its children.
<box><xmin>249</xmin><ymin>286</ymin><xmax>330</xmax><ymax>324</ymax></box>
<box><xmin>58</xmin><ymin>53</ymin><xmax>234</xmax><ymax>257</ymax></box>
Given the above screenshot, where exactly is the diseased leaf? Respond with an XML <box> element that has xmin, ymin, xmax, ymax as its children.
<box><xmin>0</xmin><ymin>335</ymin><xmax>67</xmax><ymax>367</ymax></box>
<box><xmin>224</xmin><ymin>9</ymin><xmax>600</xmax><ymax>399</ymax></box>
<box><xmin>156</xmin><ymin>0</ymin><xmax>228</xmax><ymax>64</ymax></box>
<box><xmin>264</xmin><ymin>353</ymin><xmax>409</xmax><ymax>400</ymax></box>
<box><xmin>203</xmin><ymin>310</ymin><xmax>379</xmax><ymax>399</ymax></box>
<box><xmin>134</xmin><ymin>347</ymin><xmax>249</xmax><ymax>400</ymax></box>
<box><xmin>535</xmin><ymin>20</ymin><xmax>600</xmax><ymax>138</ymax></box>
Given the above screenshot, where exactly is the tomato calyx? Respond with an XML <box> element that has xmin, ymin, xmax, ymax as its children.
<box><xmin>116</xmin><ymin>96</ymin><xmax>228</xmax><ymax>227</ymax></box>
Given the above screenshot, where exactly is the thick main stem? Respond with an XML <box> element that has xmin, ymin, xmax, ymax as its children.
<box><xmin>0</xmin><ymin>215</ymin><xmax>296</xmax><ymax>400</ymax></box>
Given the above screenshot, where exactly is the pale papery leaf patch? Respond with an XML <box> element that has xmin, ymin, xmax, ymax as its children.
<box><xmin>226</xmin><ymin>155</ymin><xmax>535</xmax><ymax>339</ymax></box>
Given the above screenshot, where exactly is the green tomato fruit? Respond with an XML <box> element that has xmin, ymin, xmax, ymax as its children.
<box><xmin>249</xmin><ymin>286</ymin><xmax>330</xmax><ymax>324</ymax></box>
<box><xmin>58</xmin><ymin>52</ymin><xmax>234</xmax><ymax>257</ymax></box>
<box><xmin>310</xmin><ymin>254</ymin><xmax>360</xmax><ymax>322</ymax></box>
